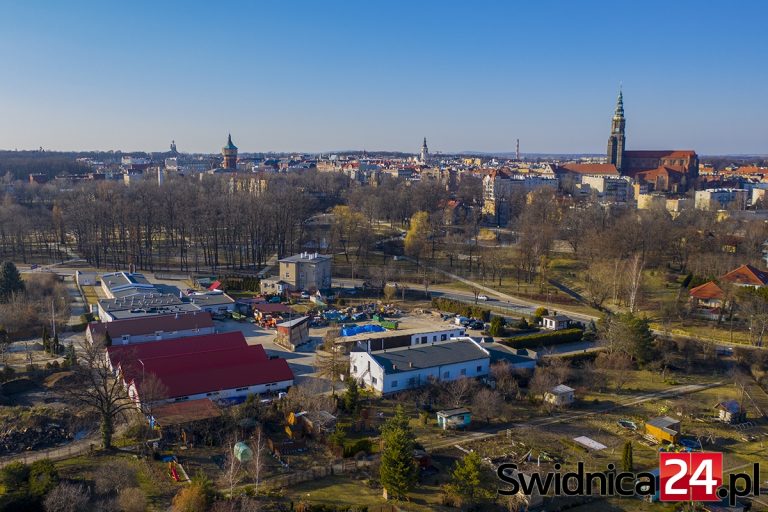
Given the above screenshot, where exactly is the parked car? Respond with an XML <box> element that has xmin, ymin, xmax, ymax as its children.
<box><xmin>300</xmin><ymin>291</ymin><xmax>310</xmax><ymax>299</ymax></box>
<box><xmin>477</xmin><ymin>294</ymin><xmax>489</xmax><ymax>301</ymax></box>
<box><xmin>268</xmin><ymin>296</ymin><xmax>282</xmax><ymax>303</ymax></box>
<box><xmin>469</xmin><ymin>321</ymin><xmax>485</xmax><ymax>330</ymax></box>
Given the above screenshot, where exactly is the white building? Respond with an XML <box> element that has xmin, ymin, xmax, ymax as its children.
<box><xmin>349</xmin><ymin>337</ymin><xmax>490</xmax><ymax>395</ymax></box>
<box><xmin>579</xmin><ymin>175</ymin><xmax>632</xmax><ymax>203</ymax></box>
<box><xmin>694</xmin><ymin>189</ymin><xmax>748</xmax><ymax>211</ymax></box>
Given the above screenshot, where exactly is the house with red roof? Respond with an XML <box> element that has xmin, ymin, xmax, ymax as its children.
<box><xmin>107</xmin><ymin>331</ymin><xmax>293</xmax><ymax>407</ymax></box>
<box><xmin>721</xmin><ymin>264</ymin><xmax>768</xmax><ymax>288</ymax></box>
<box><xmin>86</xmin><ymin>311</ymin><xmax>215</xmax><ymax>345</ymax></box>
<box><xmin>688</xmin><ymin>281</ymin><xmax>725</xmax><ymax>320</ymax></box>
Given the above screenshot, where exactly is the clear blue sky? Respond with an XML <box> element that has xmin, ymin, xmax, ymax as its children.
<box><xmin>0</xmin><ymin>1</ymin><xmax>765</xmax><ymax>155</ymax></box>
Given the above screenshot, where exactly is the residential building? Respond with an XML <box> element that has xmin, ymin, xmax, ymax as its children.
<box><xmin>688</xmin><ymin>281</ymin><xmax>725</xmax><ymax>320</ymax></box>
<box><xmin>482</xmin><ymin>169</ymin><xmax>558</xmax><ymax>225</ymax></box>
<box><xmin>720</xmin><ymin>264</ymin><xmax>768</xmax><ymax>288</ymax></box>
<box><xmin>107</xmin><ymin>331</ymin><xmax>294</xmax><ymax>407</ymax></box>
<box><xmin>349</xmin><ymin>337</ymin><xmax>490</xmax><ymax>395</ymax></box>
<box><xmin>714</xmin><ymin>400</ymin><xmax>746</xmax><ymax>424</ymax></box>
<box><xmin>86</xmin><ymin>311</ymin><xmax>215</xmax><ymax>345</ymax></box>
<box><xmin>694</xmin><ymin>189</ymin><xmax>748</xmax><ymax>211</ymax></box>
<box><xmin>636</xmin><ymin>193</ymin><xmax>667</xmax><ymax>210</ymax></box>
<box><xmin>261</xmin><ymin>252</ymin><xmax>332</xmax><ymax>294</ymax></box>
<box><xmin>579</xmin><ymin>175</ymin><xmax>632</xmax><ymax>202</ymax></box>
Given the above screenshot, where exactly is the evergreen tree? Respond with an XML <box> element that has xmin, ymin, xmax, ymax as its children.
<box><xmin>379</xmin><ymin>405</ymin><xmax>417</xmax><ymax>500</ymax></box>
<box><xmin>0</xmin><ymin>261</ymin><xmax>24</xmax><ymax>302</ymax></box>
<box><xmin>489</xmin><ymin>316</ymin><xmax>506</xmax><ymax>337</ymax></box>
<box><xmin>343</xmin><ymin>377</ymin><xmax>360</xmax><ymax>415</ymax></box>
<box><xmin>621</xmin><ymin>441</ymin><xmax>634</xmax><ymax>472</ymax></box>
<box><xmin>446</xmin><ymin>451</ymin><xmax>494</xmax><ymax>507</ymax></box>
<box><xmin>65</xmin><ymin>343</ymin><xmax>75</xmax><ymax>366</ymax></box>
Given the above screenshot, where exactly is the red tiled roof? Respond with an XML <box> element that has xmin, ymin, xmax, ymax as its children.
<box><xmin>734</xmin><ymin>166</ymin><xmax>768</xmax><ymax>175</ymax></box>
<box><xmin>631</xmin><ymin>165</ymin><xmax>686</xmax><ymax>181</ymax></box>
<box><xmin>555</xmin><ymin>163</ymin><xmax>619</xmax><ymax>175</ymax></box>
<box><xmin>88</xmin><ymin>311</ymin><xmax>214</xmax><ymax>339</ymax></box>
<box><xmin>689</xmin><ymin>281</ymin><xmax>724</xmax><ymax>300</ymax></box>
<box><xmin>108</xmin><ymin>332</ymin><xmax>294</xmax><ymax>399</ymax></box>
<box><xmin>721</xmin><ymin>264</ymin><xmax>768</xmax><ymax>286</ymax></box>
<box><xmin>624</xmin><ymin>150</ymin><xmax>696</xmax><ymax>159</ymax></box>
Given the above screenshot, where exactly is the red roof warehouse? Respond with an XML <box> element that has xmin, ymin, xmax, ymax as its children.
<box><xmin>107</xmin><ymin>331</ymin><xmax>294</xmax><ymax>404</ymax></box>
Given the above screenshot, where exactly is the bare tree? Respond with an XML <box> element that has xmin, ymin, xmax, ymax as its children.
<box><xmin>247</xmin><ymin>427</ymin><xmax>265</xmax><ymax>496</ymax></box>
<box><xmin>490</xmin><ymin>362</ymin><xmax>520</xmax><ymax>401</ymax></box>
<box><xmin>472</xmin><ymin>387</ymin><xmax>503</xmax><ymax>423</ymax></box>
<box><xmin>65</xmin><ymin>340</ymin><xmax>135</xmax><ymax>449</ymax></box>
<box><xmin>626</xmin><ymin>253</ymin><xmax>644</xmax><ymax>313</ymax></box>
<box><xmin>444</xmin><ymin>377</ymin><xmax>476</xmax><ymax>408</ymax></box>
<box><xmin>44</xmin><ymin>482</ymin><xmax>90</xmax><ymax>512</ymax></box>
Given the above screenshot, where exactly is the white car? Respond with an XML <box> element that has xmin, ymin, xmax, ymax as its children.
<box><xmin>477</xmin><ymin>294</ymin><xmax>489</xmax><ymax>301</ymax></box>
<box><xmin>300</xmin><ymin>292</ymin><xmax>310</xmax><ymax>299</ymax></box>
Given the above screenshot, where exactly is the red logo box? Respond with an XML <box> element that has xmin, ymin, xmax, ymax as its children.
<box><xmin>659</xmin><ymin>452</ymin><xmax>723</xmax><ymax>501</ymax></box>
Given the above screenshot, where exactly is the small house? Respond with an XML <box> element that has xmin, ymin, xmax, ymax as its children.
<box><xmin>436</xmin><ymin>408</ymin><xmax>471</xmax><ymax>430</ymax></box>
<box><xmin>645</xmin><ymin>416</ymin><xmax>681</xmax><ymax>443</ymax></box>
<box><xmin>544</xmin><ymin>384</ymin><xmax>575</xmax><ymax>407</ymax></box>
<box><xmin>541</xmin><ymin>314</ymin><xmax>570</xmax><ymax>331</ymax></box>
<box><xmin>714</xmin><ymin>399</ymin><xmax>746</xmax><ymax>424</ymax></box>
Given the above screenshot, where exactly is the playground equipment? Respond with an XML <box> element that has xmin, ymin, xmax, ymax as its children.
<box><xmin>234</xmin><ymin>441</ymin><xmax>253</xmax><ymax>462</ymax></box>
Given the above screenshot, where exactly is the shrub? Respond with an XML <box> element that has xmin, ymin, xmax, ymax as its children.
<box><xmin>1</xmin><ymin>462</ymin><xmax>30</xmax><ymax>491</ymax></box>
<box><xmin>431</xmin><ymin>298</ymin><xmax>490</xmax><ymax>322</ymax></box>
<box><xmin>343</xmin><ymin>438</ymin><xmax>373</xmax><ymax>457</ymax></box>
<box><xmin>502</xmin><ymin>328</ymin><xmax>583</xmax><ymax>350</ymax></box>
<box><xmin>27</xmin><ymin>459</ymin><xmax>58</xmax><ymax>496</ymax></box>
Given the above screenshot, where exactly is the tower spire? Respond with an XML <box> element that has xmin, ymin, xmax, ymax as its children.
<box><xmin>615</xmin><ymin>87</ymin><xmax>624</xmax><ymax>118</ymax></box>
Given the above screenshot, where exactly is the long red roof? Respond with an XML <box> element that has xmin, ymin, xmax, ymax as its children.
<box><xmin>88</xmin><ymin>311</ymin><xmax>214</xmax><ymax>339</ymax></box>
<box><xmin>108</xmin><ymin>332</ymin><xmax>293</xmax><ymax>399</ymax></box>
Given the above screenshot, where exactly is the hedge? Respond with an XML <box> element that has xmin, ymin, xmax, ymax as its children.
<box><xmin>502</xmin><ymin>328</ymin><xmax>583</xmax><ymax>349</ymax></box>
<box><xmin>431</xmin><ymin>298</ymin><xmax>491</xmax><ymax>322</ymax></box>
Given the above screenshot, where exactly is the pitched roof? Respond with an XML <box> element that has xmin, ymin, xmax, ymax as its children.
<box><xmin>370</xmin><ymin>339</ymin><xmax>488</xmax><ymax>374</ymax></box>
<box><xmin>631</xmin><ymin>165</ymin><xmax>687</xmax><ymax>180</ymax></box>
<box><xmin>108</xmin><ymin>332</ymin><xmax>294</xmax><ymax>399</ymax></box>
<box><xmin>721</xmin><ymin>264</ymin><xmax>768</xmax><ymax>286</ymax></box>
<box><xmin>88</xmin><ymin>311</ymin><xmax>214</xmax><ymax>339</ymax></box>
<box><xmin>554</xmin><ymin>163</ymin><xmax>619</xmax><ymax>175</ymax></box>
<box><xmin>624</xmin><ymin>150</ymin><xmax>696</xmax><ymax>159</ymax></box>
<box><xmin>689</xmin><ymin>281</ymin><xmax>724</xmax><ymax>300</ymax></box>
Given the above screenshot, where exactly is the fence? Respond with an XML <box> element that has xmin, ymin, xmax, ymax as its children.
<box><xmin>0</xmin><ymin>440</ymin><xmax>95</xmax><ymax>468</ymax></box>
<box><xmin>264</xmin><ymin>459</ymin><xmax>375</xmax><ymax>489</ymax></box>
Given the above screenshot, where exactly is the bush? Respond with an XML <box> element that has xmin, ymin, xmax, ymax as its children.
<box><xmin>27</xmin><ymin>459</ymin><xmax>58</xmax><ymax>496</ymax></box>
<box><xmin>502</xmin><ymin>328</ymin><xmax>583</xmax><ymax>350</ymax></box>
<box><xmin>1</xmin><ymin>462</ymin><xmax>30</xmax><ymax>491</ymax></box>
<box><xmin>343</xmin><ymin>438</ymin><xmax>372</xmax><ymax>457</ymax></box>
<box><xmin>431</xmin><ymin>298</ymin><xmax>490</xmax><ymax>322</ymax></box>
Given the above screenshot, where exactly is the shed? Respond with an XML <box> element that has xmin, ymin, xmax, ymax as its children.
<box><xmin>714</xmin><ymin>399</ymin><xmax>746</xmax><ymax>424</ymax></box>
<box><xmin>541</xmin><ymin>314</ymin><xmax>570</xmax><ymax>331</ymax></box>
<box><xmin>436</xmin><ymin>408</ymin><xmax>471</xmax><ymax>430</ymax></box>
<box><xmin>544</xmin><ymin>384</ymin><xmax>575</xmax><ymax>407</ymax></box>
<box><xmin>645</xmin><ymin>416</ymin><xmax>681</xmax><ymax>443</ymax></box>
<box><xmin>275</xmin><ymin>316</ymin><xmax>310</xmax><ymax>351</ymax></box>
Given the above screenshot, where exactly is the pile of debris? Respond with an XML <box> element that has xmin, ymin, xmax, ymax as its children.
<box><xmin>0</xmin><ymin>423</ymin><xmax>74</xmax><ymax>455</ymax></box>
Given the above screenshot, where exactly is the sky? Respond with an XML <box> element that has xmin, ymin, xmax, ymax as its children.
<box><xmin>0</xmin><ymin>1</ymin><xmax>766</xmax><ymax>155</ymax></box>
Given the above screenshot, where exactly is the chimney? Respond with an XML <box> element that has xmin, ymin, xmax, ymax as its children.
<box><xmin>392</xmin><ymin>364</ymin><xmax>397</xmax><ymax>370</ymax></box>
<box><xmin>409</xmin><ymin>362</ymin><xmax>414</xmax><ymax>368</ymax></box>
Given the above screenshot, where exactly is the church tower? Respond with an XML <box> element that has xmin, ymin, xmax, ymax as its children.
<box><xmin>222</xmin><ymin>133</ymin><xmax>238</xmax><ymax>170</ymax></box>
<box><xmin>420</xmin><ymin>137</ymin><xmax>429</xmax><ymax>164</ymax></box>
<box><xmin>607</xmin><ymin>89</ymin><xmax>626</xmax><ymax>172</ymax></box>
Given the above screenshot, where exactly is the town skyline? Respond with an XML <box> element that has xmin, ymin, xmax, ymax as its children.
<box><xmin>1</xmin><ymin>1</ymin><xmax>766</xmax><ymax>155</ymax></box>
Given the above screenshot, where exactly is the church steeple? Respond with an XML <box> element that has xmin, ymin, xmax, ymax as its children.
<box><xmin>607</xmin><ymin>88</ymin><xmax>626</xmax><ymax>172</ymax></box>
<box><xmin>420</xmin><ymin>137</ymin><xmax>429</xmax><ymax>163</ymax></box>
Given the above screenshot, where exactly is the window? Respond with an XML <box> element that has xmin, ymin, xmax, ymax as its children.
<box><xmin>174</xmin><ymin>396</ymin><xmax>189</xmax><ymax>402</ymax></box>
<box><xmin>432</xmin><ymin>336</ymin><xmax>437</xmax><ymax>342</ymax></box>
<box><xmin>443</xmin><ymin>371</ymin><xmax>450</xmax><ymax>379</ymax></box>
<box><xmin>421</xmin><ymin>336</ymin><xmax>427</xmax><ymax>343</ymax></box>
<box><xmin>460</xmin><ymin>368</ymin><xmax>466</xmax><ymax>376</ymax></box>
<box><xmin>372</xmin><ymin>377</ymin><xmax>378</xmax><ymax>385</ymax></box>
<box><xmin>391</xmin><ymin>381</ymin><xmax>398</xmax><ymax>388</ymax></box>
<box><xmin>477</xmin><ymin>365</ymin><xmax>482</xmax><ymax>372</ymax></box>
<box><xmin>440</xmin><ymin>334</ymin><xmax>447</xmax><ymax>341</ymax></box>
<box><xmin>235</xmin><ymin>387</ymin><xmax>248</xmax><ymax>392</ymax></box>
<box><xmin>206</xmin><ymin>391</ymin><xmax>220</xmax><ymax>397</ymax></box>
<box><xmin>353</xmin><ymin>365</ymin><xmax>358</xmax><ymax>373</ymax></box>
